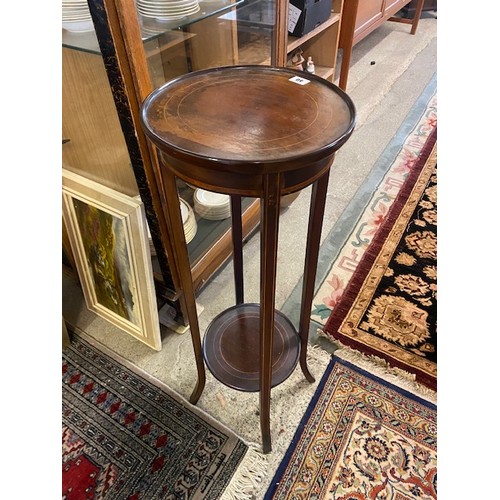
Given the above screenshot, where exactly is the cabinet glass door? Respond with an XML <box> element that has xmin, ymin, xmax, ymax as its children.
<box><xmin>63</xmin><ymin>0</ymin><xmax>278</xmax><ymax>315</ymax></box>
<box><xmin>136</xmin><ymin>0</ymin><xmax>276</xmax><ymax>290</ymax></box>
<box><xmin>62</xmin><ymin>31</ymin><xmax>138</xmax><ymax>197</ymax></box>
<box><xmin>139</xmin><ymin>0</ymin><xmax>276</xmax><ymax>87</ymax></box>
<box><xmin>62</xmin><ymin>23</ymin><xmax>164</xmax><ymax>349</ymax></box>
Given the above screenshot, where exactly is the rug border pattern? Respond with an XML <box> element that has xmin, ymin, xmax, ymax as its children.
<box><xmin>310</xmin><ymin>75</ymin><xmax>437</xmax><ymax>325</ymax></box>
<box><xmin>323</xmin><ymin>128</ymin><xmax>437</xmax><ymax>389</ymax></box>
<box><xmin>280</xmin><ymin>73</ymin><xmax>437</xmax><ymax>330</ymax></box>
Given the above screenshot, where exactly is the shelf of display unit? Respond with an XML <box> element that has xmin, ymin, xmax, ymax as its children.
<box><xmin>141</xmin><ymin>31</ymin><xmax>197</xmax><ymax>58</ymax></box>
<box><xmin>287</xmin><ymin>11</ymin><xmax>341</xmax><ymax>51</ymax></box>
<box><xmin>284</xmin><ymin>1</ymin><xmax>343</xmax><ymax>83</ymax></box>
<box><xmin>216</xmin><ymin>1</ymin><xmax>343</xmax><ymax>79</ymax></box>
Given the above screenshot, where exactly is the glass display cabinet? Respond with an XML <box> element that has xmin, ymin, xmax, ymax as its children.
<box><xmin>62</xmin><ymin>0</ymin><xmax>344</xmax><ymax>331</ymax></box>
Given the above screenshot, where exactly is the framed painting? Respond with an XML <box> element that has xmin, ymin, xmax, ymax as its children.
<box><xmin>62</xmin><ymin>169</ymin><xmax>162</xmax><ymax>350</ymax></box>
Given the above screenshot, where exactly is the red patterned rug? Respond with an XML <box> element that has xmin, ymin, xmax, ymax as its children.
<box><xmin>265</xmin><ymin>354</ymin><xmax>437</xmax><ymax>499</ymax></box>
<box><xmin>322</xmin><ymin>129</ymin><xmax>437</xmax><ymax>390</ymax></box>
<box><xmin>62</xmin><ymin>333</ymin><xmax>253</xmax><ymax>499</ymax></box>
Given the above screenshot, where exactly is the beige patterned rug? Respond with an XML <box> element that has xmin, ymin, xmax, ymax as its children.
<box><xmin>264</xmin><ymin>353</ymin><xmax>437</xmax><ymax>499</ymax></box>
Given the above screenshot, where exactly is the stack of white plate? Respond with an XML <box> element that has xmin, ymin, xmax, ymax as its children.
<box><xmin>136</xmin><ymin>0</ymin><xmax>200</xmax><ymax>21</ymax></box>
<box><xmin>180</xmin><ymin>198</ymin><xmax>197</xmax><ymax>243</ymax></box>
<box><xmin>193</xmin><ymin>189</ymin><xmax>231</xmax><ymax>221</ymax></box>
<box><xmin>146</xmin><ymin>199</ymin><xmax>196</xmax><ymax>250</ymax></box>
<box><xmin>62</xmin><ymin>0</ymin><xmax>94</xmax><ymax>32</ymax></box>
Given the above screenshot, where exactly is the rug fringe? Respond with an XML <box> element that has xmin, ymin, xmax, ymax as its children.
<box><xmin>306</xmin><ymin>342</ymin><xmax>332</xmax><ymax>363</ymax></box>
<box><xmin>317</xmin><ymin>329</ymin><xmax>437</xmax><ymax>403</ymax></box>
<box><xmin>221</xmin><ymin>445</ymin><xmax>268</xmax><ymax>500</ymax></box>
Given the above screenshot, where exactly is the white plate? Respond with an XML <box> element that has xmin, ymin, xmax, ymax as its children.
<box><xmin>194</xmin><ymin>203</ymin><xmax>230</xmax><ymax>214</ymax></box>
<box><xmin>194</xmin><ymin>189</ymin><xmax>230</xmax><ymax>207</ymax></box>
<box><xmin>137</xmin><ymin>1</ymin><xmax>199</xmax><ymax>11</ymax></box>
<box><xmin>62</xmin><ymin>3</ymin><xmax>90</xmax><ymax>8</ymax></box>
<box><xmin>138</xmin><ymin>6</ymin><xmax>199</xmax><ymax>14</ymax></box>
<box><xmin>62</xmin><ymin>7</ymin><xmax>90</xmax><ymax>13</ymax></box>
<box><xmin>193</xmin><ymin>201</ymin><xmax>231</xmax><ymax>220</ymax></box>
<box><xmin>198</xmin><ymin>212</ymin><xmax>231</xmax><ymax>221</ymax></box>
<box><xmin>184</xmin><ymin>218</ymin><xmax>197</xmax><ymax>243</ymax></box>
<box><xmin>138</xmin><ymin>6</ymin><xmax>200</xmax><ymax>20</ymax></box>
<box><xmin>137</xmin><ymin>7</ymin><xmax>196</xmax><ymax>15</ymax></box>
<box><xmin>138</xmin><ymin>0</ymin><xmax>199</xmax><ymax>7</ymax></box>
<box><xmin>62</xmin><ymin>5</ymin><xmax>90</xmax><ymax>13</ymax></box>
<box><xmin>179</xmin><ymin>198</ymin><xmax>190</xmax><ymax>224</ymax></box>
<box><xmin>62</xmin><ymin>13</ymin><xmax>92</xmax><ymax>21</ymax></box>
<box><xmin>137</xmin><ymin>7</ymin><xmax>198</xmax><ymax>15</ymax></box>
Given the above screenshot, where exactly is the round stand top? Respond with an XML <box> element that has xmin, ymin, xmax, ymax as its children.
<box><xmin>141</xmin><ymin>66</ymin><xmax>356</xmax><ymax>174</ymax></box>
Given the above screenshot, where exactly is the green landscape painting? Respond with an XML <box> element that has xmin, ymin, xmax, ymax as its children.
<box><xmin>72</xmin><ymin>198</ymin><xmax>139</xmax><ymax>326</ymax></box>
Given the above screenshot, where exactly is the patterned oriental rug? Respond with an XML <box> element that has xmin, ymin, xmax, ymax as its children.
<box><xmin>62</xmin><ymin>334</ymin><xmax>264</xmax><ymax>499</ymax></box>
<box><xmin>322</xmin><ymin>129</ymin><xmax>437</xmax><ymax>390</ymax></box>
<box><xmin>264</xmin><ymin>354</ymin><xmax>437</xmax><ymax>499</ymax></box>
<box><xmin>309</xmin><ymin>79</ymin><xmax>437</xmax><ymax>329</ymax></box>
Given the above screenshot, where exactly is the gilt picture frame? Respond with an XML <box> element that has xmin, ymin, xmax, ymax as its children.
<box><xmin>62</xmin><ymin>169</ymin><xmax>162</xmax><ymax>350</ymax></box>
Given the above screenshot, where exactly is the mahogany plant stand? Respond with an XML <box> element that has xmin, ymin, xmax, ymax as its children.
<box><xmin>141</xmin><ymin>66</ymin><xmax>356</xmax><ymax>453</ymax></box>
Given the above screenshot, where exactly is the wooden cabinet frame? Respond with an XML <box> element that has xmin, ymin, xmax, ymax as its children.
<box><xmin>86</xmin><ymin>0</ymin><xmax>181</xmax><ymax>311</ymax></box>
<box><xmin>65</xmin><ymin>0</ymin><xmax>346</xmax><ymax>326</ymax></box>
<box><xmin>338</xmin><ymin>0</ymin><xmax>425</xmax><ymax>89</ymax></box>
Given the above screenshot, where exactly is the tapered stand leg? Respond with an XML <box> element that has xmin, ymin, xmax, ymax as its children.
<box><xmin>298</xmin><ymin>168</ymin><xmax>331</xmax><ymax>383</ymax></box>
<box><xmin>159</xmin><ymin>166</ymin><xmax>206</xmax><ymax>404</ymax></box>
<box><xmin>231</xmin><ymin>195</ymin><xmax>244</xmax><ymax>305</ymax></box>
<box><xmin>260</xmin><ymin>173</ymin><xmax>282</xmax><ymax>454</ymax></box>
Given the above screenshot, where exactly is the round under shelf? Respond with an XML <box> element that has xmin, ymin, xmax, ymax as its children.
<box><xmin>202</xmin><ymin>303</ymin><xmax>300</xmax><ymax>392</ymax></box>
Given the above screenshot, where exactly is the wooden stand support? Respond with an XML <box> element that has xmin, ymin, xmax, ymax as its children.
<box><xmin>140</xmin><ymin>65</ymin><xmax>356</xmax><ymax>453</ymax></box>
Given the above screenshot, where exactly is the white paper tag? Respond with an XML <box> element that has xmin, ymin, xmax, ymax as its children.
<box><xmin>288</xmin><ymin>3</ymin><xmax>302</xmax><ymax>32</ymax></box>
<box><xmin>289</xmin><ymin>76</ymin><xmax>310</xmax><ymax>85</ymax></box>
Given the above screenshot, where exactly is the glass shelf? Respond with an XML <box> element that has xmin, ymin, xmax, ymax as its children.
<box><xmin>151</xmin><ymin>193</ymin><xmax>256</xmax><ymax>282</ymax></box>
<box><xmin>178</xmin><ymin>185</ymin><xmax>255</xmax><ymax>266</ymax></box>
<box><xmin>226</xmin><ymin>0</ymin><xmax>274</xmax><ymax>33</ymax></box>
<box><xmin>62</xmin><ymin>0</ymin><xmax>245</xmax><ymax>55</ymax></box>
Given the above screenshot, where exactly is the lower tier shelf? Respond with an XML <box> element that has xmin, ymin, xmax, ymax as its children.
<box><xmin>202</xmin><ymin>303</ymin><xmax>300</xmax><ymax>392</ymax></box>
